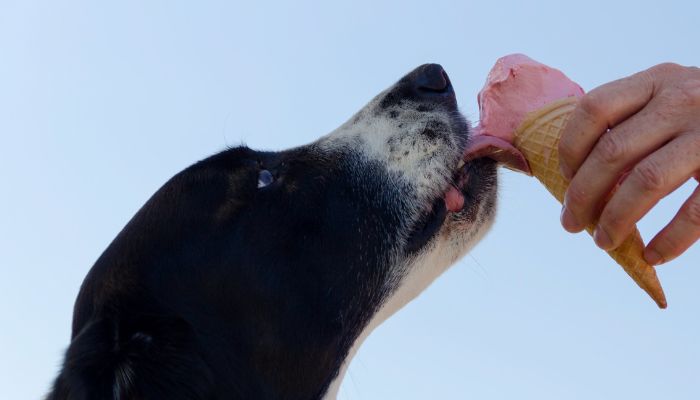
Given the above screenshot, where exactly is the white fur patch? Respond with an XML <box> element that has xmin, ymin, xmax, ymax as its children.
<box><xmin>323</xmin><ymin>200</ymin><xmax>496</xmax><ymax>400</ymax></box>
<box><xmin>317</xmin><ymin>92</ymin><xmax>461</xmax><ymax>210</ymax></box>
<box><xmin>315</xmin><ymin>77</ymin><xmax>497</xmax><ymax>399</ymax></box>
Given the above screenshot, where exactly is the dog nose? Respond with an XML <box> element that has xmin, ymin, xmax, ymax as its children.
<box><xmin>413</xmin><ymin>64</ymin><xmax>452</xmax><ymax>95</ymax></box>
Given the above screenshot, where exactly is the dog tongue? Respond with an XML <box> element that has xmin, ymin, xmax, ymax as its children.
<box><xmin>444</xmin><ymin>185</ymin><xmax>465</xmax><ymax>212</ymax></box>
<box><xmin>464</xmin><ymin>53</ymin><xmax>585</xmax><ymax>174</ymax></box>
<box><xmin>464</xmin><ymin>128</ymin><xmax>532</xmax><ymax>175</ymax></box>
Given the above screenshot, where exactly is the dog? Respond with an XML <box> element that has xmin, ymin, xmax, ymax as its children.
<box><xmin>48</xmin><ymin>64</ymin><xmax>498</xmax><ymax>399</ymax></box>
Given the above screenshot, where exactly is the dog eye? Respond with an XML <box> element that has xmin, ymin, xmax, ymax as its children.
<box><xmin>257</xmin><ymin>169</ymin><xmax>274</xmax><ymax>188</ymax></box>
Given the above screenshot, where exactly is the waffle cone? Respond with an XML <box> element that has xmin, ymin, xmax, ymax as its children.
<box><xmin>512</xmin><ymin>97</ymin><xmax>667</xmax><ymax>308</ymax></box>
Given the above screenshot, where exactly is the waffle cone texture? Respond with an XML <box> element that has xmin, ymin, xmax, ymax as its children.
<box><xmin>512</xmin><ymin>97</ymin><xmax>667</xmax><ymax>308</ymax></box>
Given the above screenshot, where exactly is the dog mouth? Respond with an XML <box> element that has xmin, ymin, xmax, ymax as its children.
<box><xmin>404</xmin><ymin>157</ymin><xmax>472</xmax><ymax>253</ymax></box>
<box><xmin>403</xmin><ymin>117</ymin><xmax>506</xmax><ymax>253</ymax></box>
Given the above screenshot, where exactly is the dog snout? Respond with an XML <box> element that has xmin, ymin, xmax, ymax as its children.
<box><xmin>378</xmin><ymin>64</ymin><xmax>456</xmax><ymax>110</ymax></box>
<box><xmin>411</xmin><ymin>64</ymin><xmax>453</xmax><ymax>96</ymax></box>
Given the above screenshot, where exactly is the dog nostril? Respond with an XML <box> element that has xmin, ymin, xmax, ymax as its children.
<box><xmin>415</xmin><ymin>64</ymin><xmax>450</xmax><ymax>93</ymax></box>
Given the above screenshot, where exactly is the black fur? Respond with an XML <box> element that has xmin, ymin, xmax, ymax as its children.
<box><xmin>49</xmin><ymin>146</ymin><xmax>411</xmax><ymax>399</ymax></box>
<box><xmin>48</xmin><ymin>64</ymin><xmax>497</xmax><ymax>399</ymax></box>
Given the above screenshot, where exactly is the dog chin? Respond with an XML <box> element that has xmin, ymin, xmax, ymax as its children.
<box><xmin>324</xmin><ymin>160</ymin><xmax>498</xmax><ymax>400</ymax></box>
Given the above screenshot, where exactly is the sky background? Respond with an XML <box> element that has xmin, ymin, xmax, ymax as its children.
<box><xmin>1</xmin><ymin>1</ymin><xmax>699</xmax><ymax>399</ymax></box>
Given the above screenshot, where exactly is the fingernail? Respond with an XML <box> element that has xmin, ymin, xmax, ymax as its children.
<box><xmin>560</xmin><ymin>206</ymin><xmax>581</xmax><ymax>232</ymax></box>
<box><xmin>644</xmin><ymin>248</ymin><xmax>664</xmax><ymax>266</ymax></box>
<box><xmin>560</xmin><ymin>163</ymin><xmax>573</xmax><ymax>181</ymax></box>
<box><xmin>593</xmin><ymin>227</ymin><xmax>613</xmax><ymax>250</ymax></box>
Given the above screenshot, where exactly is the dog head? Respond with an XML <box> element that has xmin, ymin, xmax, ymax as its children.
<box><xmin>54</xmin><ymin>64</ymin><xmax>498</xmax><ymax>400</ymax></box>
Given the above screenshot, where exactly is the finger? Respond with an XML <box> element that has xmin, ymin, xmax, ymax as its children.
<box><xmin>561</xmin><ymin>95</ymin><xmax>682</xmax><ymax>232</ymax></box>
<box><xmin>592</xmin><ymin>132</ymin><xmax>700</xmax><ymax>250</ymax></box>
<box><xmin>559</xmin><ymin>69</ymin><xmax>655</xmax><ymax>180</ymax></box>
<box><xmin>644</xmin><ymin>184</ymin><xmax>700</xmax><ymax>265</ymax></box>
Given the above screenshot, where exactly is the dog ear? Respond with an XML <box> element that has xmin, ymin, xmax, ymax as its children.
<box><xmin>48</xmin><ymin>315</ymin><xmax>215</xmax><ymax>400</ymax></box>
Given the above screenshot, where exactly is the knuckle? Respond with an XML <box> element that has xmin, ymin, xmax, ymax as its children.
<box><xmin>578</xmin><ymin>92</ymin><xmax>607</xmax><ymax>120</ymax></box>
<box><xmin>651</xmin><ymin>94</ymin><xmax>682</xmax><ymax>124</ymax></box>
<box><xmin>630</xmin><ymin>69</ymin><xmax>656</xmax><ymax>95</ymax></box>
<box><xmin>650</xmin><ymin>62</ymin><xmax>684</xmax><ymax>76</ymax></box>
<box><xmin>658</xmin><ymin>85</ymin><xmax>698</xmax><ymax>111</ymax></box>
<box><xmin>600</xmin><ymin>211</ymin><xmax>624</xmax><ymax>234</ymax></box>
<box><xmin>565</xmin><ymin>183</ymin><xmax>589</xmax><ymax>210</ymax></box>
<box><xmin>595</xmin><ymin>133</ymin><xmax>628</xmax><ymax>164</ymax></box>
<box><xmin>653</xmin><ymin>232</ymin><xmax>679</xmax><ymax>257</ymax></box>
<box><xmin>650</xmin><ymin>63</ymin><xmax>700</xmax><ymax>111</ymax></box>
<box><xmin>677</xmin><ymin>79</ymin><xmax>700</xmax><ymax>108</ymax></box>
<box><xmin>632</xmin><ymin>159</ymin><xmax>668</xmax><ymax>192</ymax></box>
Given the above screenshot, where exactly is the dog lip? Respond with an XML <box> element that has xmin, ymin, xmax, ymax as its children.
<box><xmin>405</xmin><ymin>197</ymin><xmax>449</xmax><ymax>253</ymax></box>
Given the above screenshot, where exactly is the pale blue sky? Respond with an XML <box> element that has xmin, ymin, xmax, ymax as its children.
<box><xmin>1</xmin><ymin>1</ymin><xmax>698</xmax><ymax>399</ymax></box>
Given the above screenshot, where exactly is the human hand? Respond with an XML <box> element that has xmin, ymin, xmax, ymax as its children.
<box><xmin>558</xmin><ymin>63</ymin><xmax>700</xmax><ymax>266</ymax></box>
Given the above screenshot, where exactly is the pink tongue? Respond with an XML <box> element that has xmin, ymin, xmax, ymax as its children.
<box><xmin>445</xmin><ymin>186</ymin><xmax>464</xmax><ymax>212</ymax></box>
<box><xmin>444</xmin><ymin>185</ymin><xmax>465</xmax><ymax>212</ymax></box>
<box><xmin>464</xmin><ymin>129</ymin><xmax>532</xmax><ymax>175</ymax></box>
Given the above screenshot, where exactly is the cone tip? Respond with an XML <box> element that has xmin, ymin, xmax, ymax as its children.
<box><xmin>656</xmin><ymin>297</ymin><xmax>668</xmax><ymax>309</ymax></box>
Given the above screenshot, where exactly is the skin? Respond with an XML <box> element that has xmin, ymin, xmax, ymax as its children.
<box><xmin>558</xmin><ymin>62</ymin><xmax>700</xmax><ymax>266</ymax></box>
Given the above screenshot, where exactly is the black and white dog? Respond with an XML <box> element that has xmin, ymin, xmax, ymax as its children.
<box><xmin>49</xmin><ymin>64</ymin><xmax>498</xmax><ymax>399</ymax></box>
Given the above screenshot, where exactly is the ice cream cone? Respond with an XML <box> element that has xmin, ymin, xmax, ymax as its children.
<box><xmin>513</xmin><ymin>97</ymin><xmax>667</xmax><ymax>308</ymax></box>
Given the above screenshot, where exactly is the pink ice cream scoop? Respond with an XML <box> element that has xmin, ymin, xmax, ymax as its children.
<box><xmin>464</xmin><ymin>54</ymin><xmax>585</xmax><ymax>174</ymax></box>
